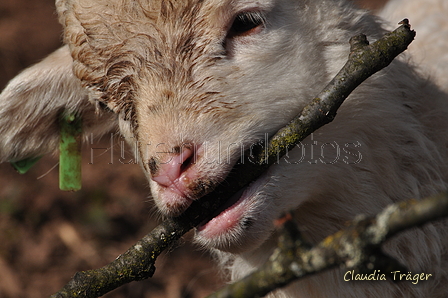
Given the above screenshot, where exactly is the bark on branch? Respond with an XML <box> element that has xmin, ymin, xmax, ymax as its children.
<box><xmin>50</xmin><ymin>21</ymin><xmax>416</xmax><ymax>298</ymax></box>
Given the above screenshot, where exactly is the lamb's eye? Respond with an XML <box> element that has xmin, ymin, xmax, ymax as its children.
<box><xmin>228</xmin><ymin>11</ymin><xmax>265</xmax><ymax>37</ymax></box>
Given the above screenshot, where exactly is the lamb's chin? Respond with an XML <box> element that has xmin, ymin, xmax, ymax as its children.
<box><xmin>193</xmin><ymin>175</ymin><xmax>276</xmax><ymax>253</ymax></box>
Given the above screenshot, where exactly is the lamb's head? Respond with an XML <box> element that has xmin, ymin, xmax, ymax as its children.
<box><xmin>52</xmin><ymin>0</ymin><xmax>373</xmax><ymax>252</ymax></box>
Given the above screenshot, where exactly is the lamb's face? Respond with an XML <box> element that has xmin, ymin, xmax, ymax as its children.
<box><xmin>59</xmin><ymin>0</ymin><xmax>330</xmax><ymax>252</ymax></box>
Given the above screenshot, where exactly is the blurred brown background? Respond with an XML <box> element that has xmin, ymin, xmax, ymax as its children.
<box><xmin>0</xmin><ymin>1</ymin><xmax>388</xmax><ymax>297</ymax></box>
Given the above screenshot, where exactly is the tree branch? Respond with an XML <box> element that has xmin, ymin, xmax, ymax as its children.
<box><xmin>206</xmin><ymin>192</ymin><xmax>448</xmax><ymax>298</ymax></box>
<box><xmin>50</xmin><ymin>21</ymin><xmax>416</xmax><ymax>298</ymax></box>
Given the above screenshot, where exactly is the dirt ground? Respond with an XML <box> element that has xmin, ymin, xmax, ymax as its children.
<box><xmin>0</xmin><ymin>1</ymin><xmax>388</xmax><ymax>297</ymax></box>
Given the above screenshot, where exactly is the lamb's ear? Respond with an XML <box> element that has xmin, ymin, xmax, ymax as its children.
<box><xmin>57</xmin><ymin>0</ymin><xmax>146</xmax><ymax>116</ymax></box>
<box><xmin>0</xmin><ymin>46</ymin><xmax>117</xmax><ymax>163</ymax></box>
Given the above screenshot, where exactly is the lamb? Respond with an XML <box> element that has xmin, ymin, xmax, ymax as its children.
<box><xmin>1</xmin><ymin>0</ymin><xmax>448</xmax><ymax>297</ymax></box>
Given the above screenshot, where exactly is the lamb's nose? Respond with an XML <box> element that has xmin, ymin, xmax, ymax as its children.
<box><xmin>150</xmin><ymin>146</ymin><xmax>195</xmax><ymax>192</ymax></box>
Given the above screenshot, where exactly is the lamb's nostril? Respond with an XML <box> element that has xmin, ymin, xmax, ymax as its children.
<box><xmin>148</xmin><ymin>157</ymin><xmax>159</xmax><ymax>177</ymax></box>
<box><xmin>150</xmin><ymin>146</ymin><xmax>195</xmax><ymax>190</ymax></box>
<box><xmin>180</xmin><ymin>153</ymin><xmax>194</xmax><ymax>173</ymax></box>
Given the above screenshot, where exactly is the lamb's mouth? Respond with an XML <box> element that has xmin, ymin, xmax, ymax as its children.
<box><xmin>196</xmin><ymin>186</ymin><xmax>250</xmax><ymax>237</ymax></box>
